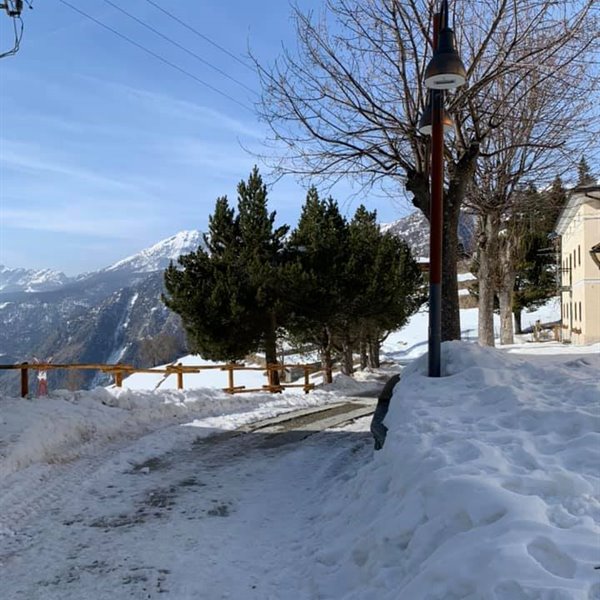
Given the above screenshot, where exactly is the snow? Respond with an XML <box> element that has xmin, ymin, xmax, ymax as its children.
<box><xmin>0</xmin><ymin>264</ymin><xmax>70</xmax><ymax>293</ymax></box>
<box><xmin>104</xmin><ymin>230</ymin><xmax>204</xmax><ymax>274</ymax></box>
<box><xmin>1</xmin><ymin>299</ymin><xmax>599</xmax><ymax>599</ymax></box>
<box><xmin>458</xmin><ymin>271</ymin><xmax>476</xmax><ymax>282</ymax></box>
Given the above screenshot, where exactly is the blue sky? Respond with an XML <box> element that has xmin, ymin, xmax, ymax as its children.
<box><xmin>0</xmin><ymin>0</ymin><xmax>409</xmax><ymax>275</ymax></box>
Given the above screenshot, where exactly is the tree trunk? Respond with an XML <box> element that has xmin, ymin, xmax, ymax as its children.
<box><xmin>407</xmin><ymin>145</ymin><xmax>479</xmax><ymax>344</ymax></box>
<box><xmin>498</xmin><ymin>287</ymin><xmax>515</xmax><ymax>345</ymax></box>
<box><xmin>513</xmin><ymin>309</ymin><xmax>523</xmax><ymax>334</ymax></box>
<box><xmin>497</xmin><ymin>259</ymin><xmax>516</xmax><ymax>345</ymax></box>
<box><xmin>368</xmin><ymin>338</ymin><xmax>380</xmax><ymax>369</ymax></box>
<box><xmin>497</xmin><ymin>232</ymin><xmax>517</xmax><ymax>346</ymax></box>
<box><xmin>442</xmin><ymin>192</ymin><xmax>462</xmax><ymax>341</ymax></box>
<box><xmin>477</xmin><ymin>213</ymin><xmax>498</xmax><ymax>347</ymax></box>
<box><xmin>321</xmin><ymin>327</ymin><xmax>333</xmax><ymax>384</ymax></box>
<box><xmin>264</xmin><ymin>311</ymin><xmax>280</xmax><ymax>386</ymax></box>
<box><xmin>341</xmin><ymin>333</ymin><xmax>354</xmax><ymax>376</ymax></box>
<box><xmin>322</xmin><ymin>349</ymin><xmax>333</xmax><ymax>384</ymax></box>
<box><xmin>359</xmin><ymin>337</ymin><xmax>368</xmax><ymax>370</ymax></box>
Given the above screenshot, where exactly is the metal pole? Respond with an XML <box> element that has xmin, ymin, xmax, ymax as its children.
<box><xmin>428</xmin><ymin>88</ymin><xmax>444</xmax><ymax>377</ymax></box>
<box><xmin>427</xmin><ymin>10</ymin><xmax>444</xmax><ymax>377</ymax></box>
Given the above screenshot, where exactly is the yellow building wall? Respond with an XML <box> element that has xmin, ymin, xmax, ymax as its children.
<box><xmin>560</xmin><ymin>200</ymin><xmax>600</xmax><ymax>345</ymax></box>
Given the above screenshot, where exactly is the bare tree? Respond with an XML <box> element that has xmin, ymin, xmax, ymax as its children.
<box><xmin>466</xmin><ymin>51</ymin><xmax>598</xmax><ymax>346</ymax></box>
<box><xmin>254</xmin><ymin>0</ymin><xmax>599</xmax><ymax>341</ymax></box>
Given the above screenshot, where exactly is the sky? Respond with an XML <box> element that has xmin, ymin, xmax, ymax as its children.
<box><xmin>2</xmin><ymin>301</ymin><xmax>599</xmax><ymax>598</ymax></box>
<box><xmin>0</xmin><ymin>0</ymin><xmax>411</xmax><ymax>275</ymax></box>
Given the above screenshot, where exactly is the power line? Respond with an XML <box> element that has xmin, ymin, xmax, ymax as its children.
<box><xmin>58</xmin><ymin>0</ymin><xmax>253</xmax><ymax>112</ymax></box>
<box><xmin>101</xmin><ymin>0</ymin><xmax>257</xmax><ymax>96</ymax></box>
<box><xmin>142</xmin><ymin>0</ymin><xmax>255</xmax><ymax>73</ymax></box>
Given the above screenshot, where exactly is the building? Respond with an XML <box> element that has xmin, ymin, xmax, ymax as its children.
<box><xmin>554</xmin><ymin>185</ymin><xmax>600</xmax><ymax>344</ymax></box>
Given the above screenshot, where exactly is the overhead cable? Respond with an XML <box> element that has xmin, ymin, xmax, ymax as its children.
<box><xmin>58</xmin><ymin>0</ymin><xmax>253</xmax><ymax>112</ymax></box>
<box><xmin>101</xmin><ymin>0</ymin><xmax>257</xmax><ymax>96</ymax></box>
<box><xmin>143</xmin><ymin>0</ymin><xmax>255</xmax><ymax>73</ymax></box>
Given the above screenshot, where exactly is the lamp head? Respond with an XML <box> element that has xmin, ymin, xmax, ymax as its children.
<box><xmin>424</xmin><ymin>28</ymin><xmax>467</xmax><ymax>90</ymax></box>
<box><xmin>418</xmin><ymin>97</ymin><xmax>454</xmax><ymax>136</ymax></box>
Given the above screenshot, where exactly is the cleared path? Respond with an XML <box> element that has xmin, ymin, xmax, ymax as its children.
<box><xmin>2</xmin><ymin>400</ymin><xmax>376</xmax><ymax>599</ymax></box>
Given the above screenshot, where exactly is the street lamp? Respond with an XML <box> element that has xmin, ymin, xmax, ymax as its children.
<box><xmin>418</xmin><ymin>91</ymin><xmax>454</xmax><ymax>135</ymax></box>
<box><xmin>421</xmin><ymin>0</ymin><xmax>466</xmax><ymax>377</ymax></box>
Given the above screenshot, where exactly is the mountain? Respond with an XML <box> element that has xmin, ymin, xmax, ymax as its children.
<box><xmin>0</xmin><ymin>265</ymin><xmax>72</xmax><ymax>293</ymax></box>
<box><xmin>381</xmin><ymin>210</ymin><xmax>476</xmax><ymax>259</ymax></box>
<box><xmin>0</xmin><ymin>214</ymin><xmax>474</xmax><ymax>395</ymax></box>
<box><xmin>0</xmin><ymin>232</ymin><xmax>205</xmax><ymax>395</ymax></box>
<box><xmin>102</xmin><ymin>230</ymin><xmax>204</xmax><ymax>275</ymax></box>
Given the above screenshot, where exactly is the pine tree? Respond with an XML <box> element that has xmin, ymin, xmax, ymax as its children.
<box><xmin>163</xmin><ymin>168</ymin><xmax>289</xmax><ymax>379</ymax></box>
<box><xmin>345</xmin><ymin>207</ymin><xmax>424</xmax><ymax>369</ymax></box>
<box><xmin>577</xmin><ymin>157</ymin><xmax>595</xmax><ymax>187</ymax></box>
<box><xmin>287</xmin><ymin>192</ymin><xmax>424</xmax><ymax>378</ymax></box>
<box><xmin>512</xmin><ymin>177</ymin><xmax>567</xmax><ymax>332</ymax></box>
<box><xmin>286</xmin><ymin>188</ymin><xmax>349</xmax><ymax>382</ymax></box>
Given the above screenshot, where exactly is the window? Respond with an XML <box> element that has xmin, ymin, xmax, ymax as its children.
<box><xmin>574</xmin><ymin>303</ymin><xmax>577</xmax><ymax>320</ymax></box>
<box><xmin>578</xmin><ymin>245</ymin><xmax>581</xmax><ymax>266</ymax></box>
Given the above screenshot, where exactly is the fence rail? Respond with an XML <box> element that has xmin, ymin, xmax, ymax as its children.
<box><xmin>0</xmin><ymin>362</ymin><xmax>318</xmax><ymax>398</ymax></box>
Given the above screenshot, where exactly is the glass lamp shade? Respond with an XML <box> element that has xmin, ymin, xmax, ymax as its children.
<box><xmin>418</xmin><ymin>104</ymin><xmax>454</xmax><ymax>136</ymax></box>
<box><xmin>424</xmin><ymin>28</ymin><xmax>467</xmax><ymax>90</ymax></box>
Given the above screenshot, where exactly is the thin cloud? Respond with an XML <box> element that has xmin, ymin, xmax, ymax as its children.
<box><xmin>1</xmin><ymin>141</ymin><xmax>142</xmax><ymax>194</ymax></box>
<box><xmin>82</xmin><ymin>76</ymin><xmax>263</xmax><ymax>140</ymax></box>
<box><xmin>1</xmin><ymin>205</ymin><xmax>160</xmax><ymax>238</ymax></box>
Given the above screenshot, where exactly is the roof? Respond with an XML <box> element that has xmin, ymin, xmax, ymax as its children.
<box><xmin>554</xmin><ymin>185</ymin><xmax>600</xmax><ymax>236</ymax></box>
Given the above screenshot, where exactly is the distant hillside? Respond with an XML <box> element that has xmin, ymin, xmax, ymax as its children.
<box><xmin>0</xmin><ymin>215</ymin><xmax>476</xmax><ymax>394</ymax></box>
<box><xmin>381</xmin><ymin>210</ymin><xmax>476</xmax><ymax>259</ymax></box>
<box><xmin>0</xmin><ymin>265</ymin><xmax>72</xmax><ymax>293</ymax></box>
<box><xmin>0</xmin><ymin>232</ymin><xmax>205</xmax><ymax>394</ymax></box>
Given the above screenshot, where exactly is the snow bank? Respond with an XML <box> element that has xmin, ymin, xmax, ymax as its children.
<box><xmin>0</xmin><ymin>386</ymin><xmax>345</xmax><ymax>478</ymax></box>
<box><xmin>310</xmin><ymin>342</ymin><xmax>600</xmax><ymax>599</ymax></box>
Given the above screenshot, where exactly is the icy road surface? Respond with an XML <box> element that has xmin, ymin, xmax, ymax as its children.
<box><xmin>2</xmin><ymin>403</ymin><xmax>376</xmax><ymax>600</ymax></box>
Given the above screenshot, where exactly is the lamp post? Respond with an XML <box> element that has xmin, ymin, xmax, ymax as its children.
<box><xmin>420</xmin><ymin>0</ymin><xmax>466</xmax><ymax>377</ymax></box>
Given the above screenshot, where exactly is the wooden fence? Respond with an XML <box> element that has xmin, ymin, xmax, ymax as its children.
<box><xmin>0</xmin><ymin>362</ymin><xmax>318</xmax><ymax>398</ymax></box>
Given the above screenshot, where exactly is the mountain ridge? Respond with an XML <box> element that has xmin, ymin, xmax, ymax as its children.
<box><xmin>0</xmin><ymin>212</ymin><xmax>473</xmax><ymax>394</ymax></box>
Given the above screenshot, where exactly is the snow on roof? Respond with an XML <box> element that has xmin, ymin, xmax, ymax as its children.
<box><xmin>555</xmin><ymin>185</ymin><xmax>600</xmax><ymax>235</ymax></box>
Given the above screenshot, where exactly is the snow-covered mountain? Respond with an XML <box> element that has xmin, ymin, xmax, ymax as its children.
<box><xmin>0</xmin><ymin>213</ymin><xmax>469</xmax><ymax>394</ymax></box>
<box><xmin>0</xmin><ymin>265</ymin><xmax>72</xmax><ymax>293</ymax></box>
<box><xmin>382</xmin><ymin>210</ymin><xmax>476</xmax><ymax>259</ymax></box>
<box><xmin>103</xmin><ymin>230</ymin><xmax>204</xmax><ymax>274</ymax></box>
<box><xmin>0</xmin><ymin>232</ymin><xmax>205</xmax><ymax>394</ymax></box>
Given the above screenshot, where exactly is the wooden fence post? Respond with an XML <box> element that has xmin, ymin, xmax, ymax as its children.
<box><xmin>20</xmin><ymin>362</ymin><xmax>29</xmax><ymax>398</ymax></box>
<box><xmin>114</xmin><ymin>370</ymin><xmax>123</xmax><ymax>388</ymax></box>
<box><xmin>227</xmin><ymin>365</ymin><xmax>234</xmax><ymax>393</ymax></box>
<box><xmin>304</xmin><ymin>366</ymin><xmax>310</xmax><ymax>394</ymax></box>
<box><xmin>177</xmin><ymin>363</ymin><xmax>184</xmax><ymax>390</ymax></box>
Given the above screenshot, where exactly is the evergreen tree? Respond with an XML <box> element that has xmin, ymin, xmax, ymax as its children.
<box><xmin>344</xmin><ymin>207</ymin><xmax>424</xmax><ymax>370</ymax></box>
<box><xmin>163</xmin><ymin>168</ymin><xmax>289</xmax><ymax>381</ymax></box>
<box><xmin>577</xmin><ymin>157</ymin><xmax>595</xmax><ymax>187</ymax></box>
<box><xmin>512</xmin><ymin>177</ymin><xmax>567</xmax><ymax>332</ymax></box>
<box><xmin>286</xmin><ymin>188</ymin><xmax>349</xmax><ymax>382</ymax></box>
<box><xmin>287</xmin><ymin>191</ymin><xmax>423</xmax><ymax>378</ymax></box>
<box><xmin>164</xmin><ymin>197</ymin><xmax>258</xmax><ymax>360</ymax></box>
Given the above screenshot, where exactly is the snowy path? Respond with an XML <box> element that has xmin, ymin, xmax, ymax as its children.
<box><xmin>2</xmin><ymin>407</ymin><xmax>374</xmax><ymax>600</ymax></box>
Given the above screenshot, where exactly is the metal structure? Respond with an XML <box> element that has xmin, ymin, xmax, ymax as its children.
<box><xmin>420</xmin><ymin>0</ymin><xmax>466</xmax><ymax>377</ymax></box>
<box><xmin>0</xmin><ymin>0</ymin><xmax>27</xmax><ymax>58</ymax></box>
